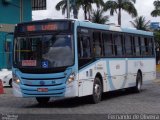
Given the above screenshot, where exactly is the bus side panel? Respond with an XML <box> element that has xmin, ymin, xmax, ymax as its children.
<box><xmin>141</xmin><ymin>58</ymin><xmax>156</xmax><ymax>82</ymax></box>
<box><xmin>127</xmin><ymin>59</ymin><xmax>139</xmax><ymax>87</ymax></box>
<box><xmin>106</xmin><ymin>59</ymin><xmax>127</xmax><ymax>91</ymax></box>
<box><xmin>127</xmin><ymin>58</ymin><xmax>156</xmax><ymax>86</ymax></box>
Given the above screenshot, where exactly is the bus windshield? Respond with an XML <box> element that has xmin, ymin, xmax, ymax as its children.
<box><xmin>14</xmin><ymin>34</ymin><xmax>74</xmax><ymax>68</ymax></box>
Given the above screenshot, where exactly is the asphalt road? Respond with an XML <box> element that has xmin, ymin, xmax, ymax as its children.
<box><xmin>0</xmin><ymin>74</ymin><xmax>160</xmax><ymax>120</ymax></box>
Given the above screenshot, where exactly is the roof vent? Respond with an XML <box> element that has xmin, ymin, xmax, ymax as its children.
<box><xmin>83</xmin><ymin>20</ymin><xmax>92</xmax><ymax>23</ymax></box>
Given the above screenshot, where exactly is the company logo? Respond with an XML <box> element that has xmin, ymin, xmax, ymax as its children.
<box><xmin>52</xmin><ymin>81</ymin><xmax>56</xmax><ymax>84</ymax></box>
<box><xmin>40</xmin><ymin>81</ymin><xmax>45</xmax><ymax>85</ymax></box>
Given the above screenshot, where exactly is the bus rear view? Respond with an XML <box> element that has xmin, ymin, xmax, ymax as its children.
<box><xmin>13</xmin><ymin>20</ymin><xmax>77</xmax><ymax>104</ymax></box>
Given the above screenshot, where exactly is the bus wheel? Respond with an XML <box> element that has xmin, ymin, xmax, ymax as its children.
<box><xmin>134</xmin><ymin>72</ymin><xmax>142</xmax><ymax>92</ymax></box>
<box><xmin>36</xmin><ymin>97</ymin><xmax>50</xmax><ymax>104</ymax></box>
<box><xmin>91</xmin><ymin>77</ymin><xmax>102</xmax><ymax>104</ymax></box>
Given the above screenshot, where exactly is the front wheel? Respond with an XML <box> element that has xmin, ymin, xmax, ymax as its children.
<box><xmin>91</xmin><ymin>77</ymin><xmax>102</xmax><ymax>104</ymax></box>
<box><xmin>36</xmin><ymin>97</ymin><xmax>50</xmax><ymax>104</ymax></box>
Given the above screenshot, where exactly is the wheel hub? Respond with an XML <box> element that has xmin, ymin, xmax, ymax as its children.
<box><xmin>95</xmin><ymin>84</ymin><xmax>101</xmax><ymax>96</ymax></box>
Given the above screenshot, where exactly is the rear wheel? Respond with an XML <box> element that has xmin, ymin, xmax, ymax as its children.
<box><xmin>36</xmin><ymin>97</ymin><xmax>50</xmax><ymax>104</ymax></box>
<box><xmin>133</xmin><ymin>72</ymin><xmax>142</xmax><ymax>92</ymax></box>
<box><xmin>91</xmin><ymin>77</ymin><xmax>102</xmax><ymax>104</ymax></box>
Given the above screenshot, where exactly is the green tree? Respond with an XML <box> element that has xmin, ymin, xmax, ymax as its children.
<box><xmin>77</xmin><ymin>0</ymin><xmax>104</xmax><ymax>20</ymax></box>
<box><xmin>151</xmin><ymin>0</ymin><xmax>160</xmax><ymax>17</ymax></box>
<box><xmin>155</xmin><ymin>31</ymin><xmax>160</xmax><ymax>42</ymax></box>
<box><xmin>154</xmin><ymin>30</ymin><xmax>160</xmax><ymax>64</ymax></box>
<box><xmin>104</xmin><ymin>0</ymin><xmax>137</xmax><ymax>26</ymax></box>
<box><xmin>91</xmin><ymin>9</ymin><xmax>109</xmax><ymax>24</ymax></box>
<box><xmin>55</xmin><ymin>0</ymin><xmax>79</xmax><ymax>19</ymax></box>
<box><xmin>55</xmin><ymin>0</ymin><xmax>104</xmax><ymax>20</ymax></box>
<box><xmin>130</xmin><ymin>16</ymin><xmax>150</xmax><ymax>31</ymax></box>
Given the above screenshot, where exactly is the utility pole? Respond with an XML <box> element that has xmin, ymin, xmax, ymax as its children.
<box><xmin>20</xmin><ymin>0</ymin><xmax>23</xmax><ymax>22</ymax></box>
<box><xmin>67</xmin><ymin>0</ymin><xmax>70</xmax><ymax>19</ymax></box>
<box><xmin>72</xmin><ymin>0</ymin><xmax>78</xmax><ymax>19</ymax></box>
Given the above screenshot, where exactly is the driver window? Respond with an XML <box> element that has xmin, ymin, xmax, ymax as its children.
<box><xmin>93</xmin><ymin>32</ymin><xmax>102</xmax><ymax>57</ymax></box>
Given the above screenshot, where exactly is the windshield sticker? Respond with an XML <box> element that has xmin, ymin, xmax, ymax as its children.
<box><xmin>42</xmin><ymin>61</ymin><xmax>48</xmax><ymax>68</ymax></box>
<box><xmin>22</xmin><ymin>60</ymin><xmax>37</xmax><ymax>66</ymax></box>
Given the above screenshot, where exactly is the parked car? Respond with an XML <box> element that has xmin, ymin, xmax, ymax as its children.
<box><xmin>0</xmin><ymin>69</ymin><xmax>12</xmax><ymax>87</ymax></box>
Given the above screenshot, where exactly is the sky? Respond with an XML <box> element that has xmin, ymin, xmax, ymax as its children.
<box><xmin>32</xmin><ymin>0</ymin><xmax>160</xmax><ymax>28</ymax></box>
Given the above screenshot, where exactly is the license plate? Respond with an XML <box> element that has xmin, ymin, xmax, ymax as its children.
<box><xmin>37</xmin><ymin>88</ymin><xmax>48</xmax><ymax>92</ymax></box>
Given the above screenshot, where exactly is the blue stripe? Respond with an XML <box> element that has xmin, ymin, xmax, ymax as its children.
<box><xmin>106</xmin><ymin>61</ymin><xmax>116</xmax><ymax>90</ymax></box>
<box><xmin>120</xmin><ymin>59</ymin><xmax>128</xmax><ymax>89</ymax></box>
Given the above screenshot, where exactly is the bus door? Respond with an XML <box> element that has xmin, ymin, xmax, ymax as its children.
<box><xmin>77</xmin><ymin>28</ymin><xmax>93</xmax><ymax>96</ymax></box>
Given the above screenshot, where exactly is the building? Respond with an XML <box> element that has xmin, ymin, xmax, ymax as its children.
<box><xmin>150</xmin><ymin>22</ymin><xmax>160</xmax><ymax>30</ymax></box>
<box><xmin>0</xmin><ymin>0</ymin><xmax>46</xmax><ymax>69</ymax></box>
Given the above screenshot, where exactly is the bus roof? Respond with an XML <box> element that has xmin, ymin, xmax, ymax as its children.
<box><xmin>76</xmin><ymin>20</ymin><xmax>153</xmax><ymax>36</ymax></box>
<box><xmin>17</xmin><ymin>19</ymin><xmax>153</xmax><ymax>36</ymax></box>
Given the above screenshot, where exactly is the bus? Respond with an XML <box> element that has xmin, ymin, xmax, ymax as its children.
<box><xmin>13</xmin><ymin>19</ymin><xmax>156</xmax><ymax>104</ymax></box>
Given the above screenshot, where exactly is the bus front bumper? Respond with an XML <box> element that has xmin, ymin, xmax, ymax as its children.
<box><xmin>13</xmin><ymin>81</ymin><xmax>77</xmax><ymax>99</ymax></box>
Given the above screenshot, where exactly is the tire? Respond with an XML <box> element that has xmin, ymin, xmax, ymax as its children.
<box><xmin>133</xmin><ymin>72</ymin><xmax>142</xmax><ymax>93</ymax></box>
<box><xmin>91</xmin><ymin>77</ymin><xmax>102</xmax><ymax>104</ymax></box>
<box><xmin>9</xmin><ymin>79</ymin><xmax>12</xmax><ymax>87</ymax></box>
<box><xmin>36</xmin><ymin>97</ymin><xmax>50</xmax><ymax>104</ymax></box>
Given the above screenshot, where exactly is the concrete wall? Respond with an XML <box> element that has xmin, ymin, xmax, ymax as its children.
<box><xmin>0</xmin><ymin>0</ymin><xmax>32</xmax><ymax>69</ymax></box>
<box><xmin>0</xmin><ymin>0</ymin><xmax>32</xmax><ymax>24</ymax></box>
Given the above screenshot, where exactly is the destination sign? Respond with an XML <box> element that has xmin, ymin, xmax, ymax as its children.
<box><xmin>16</xmin><ymin>21</ymin><xmax>70</xmax><ymax>32</ymax></box>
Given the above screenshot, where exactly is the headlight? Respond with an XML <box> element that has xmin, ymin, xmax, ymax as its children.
<box><xmin>13</xmin><ymin>74</ymin><xmax>21</xmax><ymax>84</ymax></box>
<box><xmin>67</xmin><ymin>73</ymin><xmax>75</xmax><ymax>84</ymax></box>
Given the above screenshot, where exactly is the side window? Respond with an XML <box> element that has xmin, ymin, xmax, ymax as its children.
<box><xmin>113</xmin><ymin>33</ymin><xmax>123</xmax><ymax>56</ymax></box>
<box><xmin>144</xmin><ymin>38</ymin><xmax>149</xmax><ymax>56</ymax></box>
<box><xmin>140</xmin><ymin>37</ymin><xmax>146</xmax><ymax>55</ymax></box>
<box><xmin>93</xmin><ymin>32</ymin><xmax>102</xmax><ymax>57</ymax></box>
<box><xmin>133</xmin><ymin>36</ymin><xmax>140</xmax><ymax>56</ymax></box>
<box><xmin>78</xmin><ymin>35</ymin><xmax>91</xmax><ymax>58</ymax></box>
<box><xmin>144</xmin><ymin>37</ymin><xmax>154</xmax><ymax>56</ymax></box>
<box><xmin>102</xmin><ymin>32</ymin><xmax>114</xmax><ymax>56</ymax></box>
<box><xmin>125</xmin><ymin>34</ymin><xmax>132</xmax><ymax>56</ymax></box>
<box><xmin>148</xmin><ymin>38</ymin><xmax>154</xmax><ymax>56</ymax></box>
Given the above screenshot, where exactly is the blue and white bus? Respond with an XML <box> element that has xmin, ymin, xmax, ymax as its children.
<box><xmin>13</xmin><ymin>19</ymin><xmax>156</xmax><ymax>104</ymax></box>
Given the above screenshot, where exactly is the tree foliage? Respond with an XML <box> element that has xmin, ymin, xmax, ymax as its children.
<box><xmin>55</xmin><ymin>0</ymin><xmax>104</xmax><ymax>20</ymax></box>
<box><xmin>154</xmin><ymin>30</ymin><xmax>160</xmax><ymax>44</ymax></box>
<box><xmin>130</xmin><ymin>16</ymin><xmax>150</xmax><ymax>31</ymax></box>
<box><xmin>151</xmin><ymin>0</ymin><xmax>160</xmax><ymax>17</ymax></box>
<box><xmin>91</xmin><ymin>9</ymin><xmax>109</xmax><ymax>24</ymax></box>
<box><xmin>104</xmin><ymin>0</ymin><xmax>137</xmax><ymax>26</ymax></box>
<box><xmin>55</xmin><ymin>0</ymin><xmax>80</xmax><ymax>19</ymax></box>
